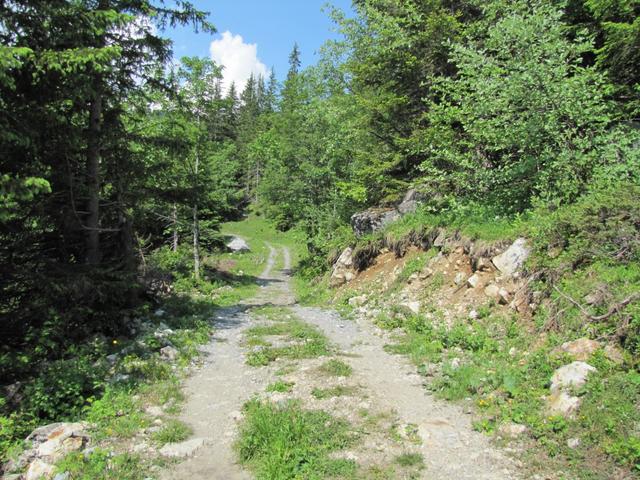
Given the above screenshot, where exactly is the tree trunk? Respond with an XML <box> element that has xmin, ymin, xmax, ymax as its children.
<box><xmin>193</xmin><ymin>150</ymin><xmax>200</xmax><ymax>281</ymax></box>
<box><xmin>86</xmin><ymin>87</ymin><xmax>102</xmax><ymax>264</ymax></box>
<box><xmin>172</xmin><ymin>204</ymin><xmax>179</xmax><ymax>251</ymax></box>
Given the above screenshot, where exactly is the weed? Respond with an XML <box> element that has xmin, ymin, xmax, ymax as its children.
<box><xmin>152</xmin><ymin>418</ymin><xmax>192</xmax><ymax>446</ymax></box>
<box><xmin>56</xmin><ymin>449</ymin><xmax>146</xmax><ymax>480</ymax></box>
<box><xmin>319</xmin><ymin>359</ymin><xmax>353</xmax><ymax>377</ymax></box>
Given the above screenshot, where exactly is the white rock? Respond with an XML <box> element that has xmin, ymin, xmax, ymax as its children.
<box><xmin>547</xmin><ymin>391</ymin><xmax>581</xmax><ymax>417</ymax></box>
<box><xmin>467</xmin><ymin>273</ymin><xmax>480</xmax><ymax>288</ymax></box>
<box><xmin>468</xmin><ymin>310</ymin><xmax>479</xmax><ymax>320</ymax></box>
<box><xmin>498</xmin><ymin>288</ymin><xmax>511</xmax><ymax>305</ymax></box>
<box><xmin>498</xmin><ymin>422</ymin><xmax>528</xmax><ymax>438</ymax></box>
<box><xmin>484</xmin><ymin>284</ymin><xmax>500</xmax><ymax>299</ymax></box>
<box><xmin>450</xmin><ymin>358</ymin><xmax>461</xmax><ymax>369</ymax></box>
<box><xmin>492</xmin><ymin>238</ymin><xmax>530</xmax><ymax>276</ymax></box>
<box><xmin>159</xmin><ymin>438</ymin><xmax>206</xmax><ymax>458</ymax></box>
<box><xmin>154</xmin><ymin>309</ymin><xmax>166</xmax><ymax>317</ymax></box>
<box><xmin>25</xmin><ymin>459</ymin><xmax>54</xmax><ymax>480</ymax></box>
<box><xmin>550</xmin><ymin>362</ymin><xmax>597</xmax><ymax>393</ymax></box>
<box><xmin>348</xmin><ymin>295</ymin><xmax>367</xmax><ymax>307</ymax></box>
<box><xmin>402</xmin><ymin>301</ymin><xmax>421</xmax><ymax>314</ymax></box>
<box><xmin>454</xmin><ymin>272</ymin><xmax>466</xmax><ymax>286</ymax></box>
<box><xmin>567</xmin><ymin>437</ymin><xmax>581</xmax><ymax>449</ymax></box>
<box><xmin>226</xmin><ymin>236</ymin><xmax>250</xmax><ymax>252</ymax></box>
<box><xmin>145</xmin><ymin>405</ymin><xmax>164</xmax><ymax>417</ymax></box>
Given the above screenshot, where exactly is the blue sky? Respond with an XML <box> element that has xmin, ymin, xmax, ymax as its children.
<box><xmin>164</xmin><ymin>1</ymin><xmax>353</xmax><ymax>91</ymax></box>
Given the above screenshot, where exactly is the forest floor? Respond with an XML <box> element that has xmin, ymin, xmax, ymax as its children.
<box><xmin>159</xmin><ymin>239</ymin><xmax>522</xmax><ymax>479</ymax></box>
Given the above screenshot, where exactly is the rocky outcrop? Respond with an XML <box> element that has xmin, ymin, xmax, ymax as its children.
<box><xmin>351</xmin><ymin>208</ymin><xmax>401</xmax><ymax>237</ymax></box>
<box><xmin>5</xmin><ymin>422</ymin><xmax>89</xmax><ymax>479</ymax></box>
<box><xmin>552</xmin><ymin>338</ymin><xmax>600</xmax><ymax>361</ymax></box>
<box><xmin>492</xmin><ymin>238</ymin><xmax>530</xmax><ymax>276</ymax></box>
<box><xmin>350</xmin><ymin>189</ymin><xmax>425</xmax><ymax>237</ymax></box>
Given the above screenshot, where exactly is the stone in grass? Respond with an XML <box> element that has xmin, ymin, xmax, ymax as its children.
<box><xmin>554</xmin><ymin>338</ymin><xmax>601</xmax><ymax>362</ymax></box>
<box><xmin>492</xmin><ymin>238</ymin><xmax>530</xmax><ymax>276</ymax></box>
<box><xmin>160</xmin><ymin>346</ymin><xmax>179</xmax><ymax>361</ymax></box>
<box><xmin>498</xmin><ymin>422</ymin><xmax>528</xmax><ymax>438</ymax></box>
<box><xmin>547</xmin><ymin>391</ymin><xmax>582</xmax><ymax>418</ymax></box>
<box><xmin>159</xmin><ymin>438</ymin><xmax>207</xmax><ymax>458</ymax></box>
<box><xmin>550</xmin><ymin>361</ymin><xmax>597</xmax><ymax>393</ymax></box>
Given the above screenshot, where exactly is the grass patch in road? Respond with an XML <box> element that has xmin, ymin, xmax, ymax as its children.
<box><xmin>245</xmin><ymin>309</ymin><xmax>332</xmax><ymax>367</ymax></box>
<box><xmin>152</xmin><ymin>418</ymin><xmax>193</xmax><ymax>446</ymax></box>
<box><xmin>311</xmin><ymin>385</ymin><xmax>357</xmax><ymax>400</ymax></box>
<box><xmin>319</xmin><ymin>359</ymin><xmax>353</xmax><ymax>377</ymax></box>
<box><xmin>236</xmin><ymin>399</ymin><xmax>356</xmax><ymax>480</ymax></box>
<box><xmin>266</xmin><ymin>381</ymin><xmax>294</xmax><ymax>393</ymax></box>
<box><xmin>395</xmin><ymin>452</ymin><xmax>424</xmax><ymax>468</ymax></box>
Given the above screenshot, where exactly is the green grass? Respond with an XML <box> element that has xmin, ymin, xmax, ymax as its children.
<box><xmin>266</xmin><ymin>381</ymin><xmax>294</xmax><ymax>393</ymax></box>
<box><xmin>311</xmin><ymin>385</ymin><xmax>357</xmax><ymax>400</ymax></box>
<box><xmin>245</xmin><ymin>308</ymin><xmax>332</xmax><ymax>366</ymax></box>
<box><xmin>235</xmin><ymin>399</ymin><xmax>356</xmax><ymax>480</ymax></box>
<box><xmin>319</xmin><ymin>359</ymin><xmax>353</xmax><ymax>377</ymax></box>
<box><xmin>152</xmin><ymin>418</ymin><xmax>193</xmax><ymax>446</ymax></box>
<box><xmin>394</xmin><ymin>452</ymin><xmax>424</xmax><ymax>468</ymax></box>
<box><xmin>56</xmin><ymin>449</ymin><xmax>147</xmax><ymax>480</ymax></box>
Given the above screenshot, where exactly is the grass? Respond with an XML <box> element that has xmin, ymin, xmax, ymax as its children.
<box><xmin>266</xmin><ymin>381</ymin><xmax>294</xmax><ymax>393</ymax></box>
<box><xmin>235</xmin><ymin>399</ymin><xmax>356</xmax><ymax>480</ymax></box>
<box><xmin>55</xmin><ymin>449</ymin><xmax>148</xmax><ymax>480</ymax></box>
<box><xmin>311</xmin><ymin>385</ymin><xmax>357</xmax><ymax>400</ymax></box>
<box><xmin>245</xmin><ymin>308</ymin><xmax>332</xmax><ymax>366</ymax></box>
<box><xmin>319</xmin><ymin>359</ymin><xmax>353</xmax><ymax>377</ymax></box>
<box><xmin>152</xmin><ymin>418</ymin><xmax>193</xmax><ymax>446</ymax></box>
<box><xmin>395</xmin><ymin>452</ymin><xmax>424</xmax><ymax>468</ymax></box>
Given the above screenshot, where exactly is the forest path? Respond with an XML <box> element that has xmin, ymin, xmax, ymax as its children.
<box><xmin>159</xmin><ymin>243</ymin><xmax>291</xmax><ymax>480</ymax></box>
<box><xmin>161</xmin><ymin>244</ymin><xmax>520</xmax><ymax>479</ymax></box>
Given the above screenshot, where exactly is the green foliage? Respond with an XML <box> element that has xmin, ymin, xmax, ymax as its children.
<box><xmin>394</xmin><ymin>453</ymin><xmax>424</xmax><ymax>468</ymax></box>
<box><xmin>236</xmin><ymin>399</ymin><xmax>356</xmax><ymax>479</ymax></box>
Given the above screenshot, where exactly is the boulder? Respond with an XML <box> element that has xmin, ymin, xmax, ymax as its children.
<box><xmin>160</xmin><ymin>346</ymin><xmax>179</xmax><ymax>361</ymax></box>
<box><xmin>550</xmin><ymin>362</ymin><xmax>596</xmax><ymax>393</ymax></box>
<box><xmin>226</xmin><ymin>236</ymin><xmax>250</xmax><ymax>252</ymax></box>
<box><xmin>351</xmin><ymin>208</ymin><xmax>401</xmax><ymax>237</ymax></box>
<box><xmin>330</xmin><ymin>247</ymin><xmax>355</xmax><ymax>287</ymax></box>
<box><xmin>454</xmin><ymin>272</ymin><xmax>466</xmax><ymax>286</ymax></box>
<box><xmin>476</xmin><ymin>257</ymin><xmax>493</xmax><ymax>272</ymax></box>
<box><xmin>467</xmin><ymin>273</ymin><xmax>480</xmax><ymax>288</ymax></box>
<box><xmin>547</xmin><ymin>391</ymin><xmax>582</xmax><ymax>418</ymax></box>
<box><xmin>159</xmin><ymin>438</ymin><xmax>206</xmax><ymax>458</ymax></box>
<box><xmin>497</xmin><ymin>288</ymin><xmax>511</xmax><ymax>305</ymax></box>
<box><xmin>484</xmin><ymin>284</ymin><xmax>500</xmax><ymax>300</ymax></box>
<box><xmin>401</xmin><ymin>301</ymin><xmax>421</xmax><ymax>314</ymax></box>
<box><xmin>492</xmin><ymin>238</ymin><xmax>530</xmax><ymax>276</ymax></box>
<box><xmin>554</xmin><ymin>338</ymin><xmax>600</xmax><ymax>361</ymax></box>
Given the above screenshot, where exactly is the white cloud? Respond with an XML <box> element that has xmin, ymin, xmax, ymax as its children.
<box><xmin>209</xmin><ymin>31</ymin><xmax>268</xmax><ymax>93</ymax></box>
